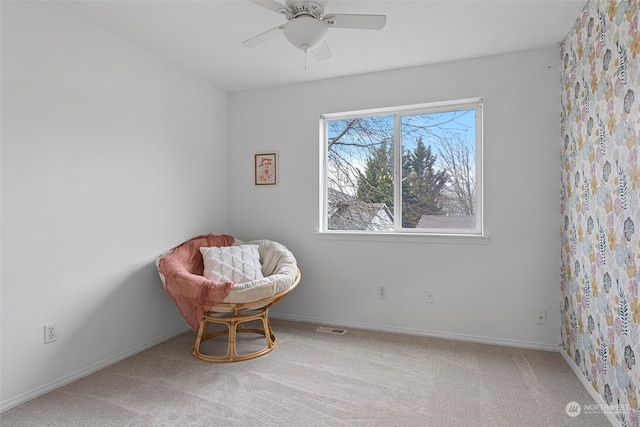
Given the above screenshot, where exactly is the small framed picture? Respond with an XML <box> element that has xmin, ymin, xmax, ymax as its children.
<box><xmin>254</xmin><ymin>152</ymin><xmax>277</xmax><ymax>186</ymax></box>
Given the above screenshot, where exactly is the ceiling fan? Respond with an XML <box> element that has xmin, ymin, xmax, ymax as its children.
<box><xmin>242</xmin><ymin>0</ymin><xmax>387</xmax><ymax>61</ymax></box>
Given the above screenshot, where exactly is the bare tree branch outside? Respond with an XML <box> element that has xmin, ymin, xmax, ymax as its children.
<box><xmin>324</xmin><ymin>102</ymin><xmax>480</xmax><ymax>233</ymax></box>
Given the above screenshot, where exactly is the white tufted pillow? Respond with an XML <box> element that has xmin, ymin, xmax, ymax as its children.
<box><xmin>200</xmin><ymin>245</ymin><xmax>264</xmax><ymax>283</ymax></box>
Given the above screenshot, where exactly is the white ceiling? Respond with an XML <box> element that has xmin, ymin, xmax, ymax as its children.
<box><xmin>60</xmin><ymin>0</ymin><xmax>586</xmax><ymax>92</ymax></box>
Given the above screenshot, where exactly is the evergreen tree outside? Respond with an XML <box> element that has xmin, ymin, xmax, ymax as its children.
<box><xmin>356</xmin><ymin>142</ymin><xmax>394</xmax><ymax>208</ymax></box>
<box><xmin>355</xmin><ymin>137</ymin><xmax>449</xmax><ymax>228</ymax></box>
<box><xmin>401</xmin><ymin>150</ymin><xmax>419</xmax><ymax>227</ymax></box>
<box><xmin>401</xmin><ymin>137</ymin><xmax>448</xmax><ymax>227</ymax></box>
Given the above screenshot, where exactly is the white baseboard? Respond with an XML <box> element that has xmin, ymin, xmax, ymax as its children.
<box><xmin>559</xmin><ymin>350</ymin><xmax>621</xmax><ymax>427</ymax></box>
<box><xmin>0</xmin><ymin>326</ymin><xmax>190</xmax><ymax>413</ymax></box>
<box><xmin>270</xmin><ymin>312</ymin><xmax>561</xmax><ymax>352</ymax></box>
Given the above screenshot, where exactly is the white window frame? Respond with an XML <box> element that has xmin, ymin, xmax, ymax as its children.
<box><xmin>318</xmin><ymin>98</ymin><xmax>486</xmax><ymax>243</ymax></box>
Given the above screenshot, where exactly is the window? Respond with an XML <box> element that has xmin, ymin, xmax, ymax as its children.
<box><xmin>320</xmin><ymin>98</ymin><xmax>483</xmax><ymax>236</ymax></box>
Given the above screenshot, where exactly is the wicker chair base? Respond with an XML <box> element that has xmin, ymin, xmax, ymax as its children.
<box><xmin>192</xmin><ymin>269</ymin><xmax>300</xmax><ymax>363</ymax></box>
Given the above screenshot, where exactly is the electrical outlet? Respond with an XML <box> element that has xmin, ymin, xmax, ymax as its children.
<box><xmin>535</xmin><ymin>310</ymin><xmax>546</xmax><ymax>325</ymax></box>
<box><xmin>378</xmin><ymin>286</ymin><xmax>387</xmax><ymax>299</ymax></box>
<box><xmin>44</xmin><ymin>323</ymin><xmax>57</xmax><ymax>344</ymax></box>
<box><xmin>425</xmin><ymin>289</ymin><xmax>435</xmax><ymax>304</ymax></box>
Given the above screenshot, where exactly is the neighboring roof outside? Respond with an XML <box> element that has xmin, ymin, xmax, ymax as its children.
<box><xmin>327</xmin><ymin>187</ymin><xmax>354</xmax><ymax>204</ymax></box>
<box><xmin>329</xmin><ymin>200</ymin><xmax>393</xmax><ymax>231</ymax></box>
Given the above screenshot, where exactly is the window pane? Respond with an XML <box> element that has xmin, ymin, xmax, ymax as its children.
<box><xmin>401</xmin><ymin>110</ymin><xmax>476</xmax><ymax>231</ymax></box>
<box><xmin>321</xmin><ymin>99</ymin><xmax>482</xmax><ymax>236</ymax></box>
<box><xmin>326</xmin><ymin>116</ymin><xmax>394</xmax><ymax>231</ymax></box>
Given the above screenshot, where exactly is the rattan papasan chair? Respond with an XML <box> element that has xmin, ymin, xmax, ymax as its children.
<box><xmin>156</xmin><ymin>234</ymin><xmax>300</xmax><ymax>362</ymax></box>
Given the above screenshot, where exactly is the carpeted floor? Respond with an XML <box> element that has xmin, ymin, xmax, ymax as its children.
<box><xmin>1</xmin><ymin>319</ymin><xmax>610</xmax><ymax>426</ymax></box>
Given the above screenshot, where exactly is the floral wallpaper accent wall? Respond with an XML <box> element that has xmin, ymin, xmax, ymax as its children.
<box><xmin>560</xmin><ymin>0</ymin><xmax>640</xmax><ymax>425</ymax></box>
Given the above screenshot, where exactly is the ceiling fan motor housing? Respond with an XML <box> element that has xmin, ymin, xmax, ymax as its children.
<box><xmin>284</xmin><ymin>1</ymin><xmax>325</xmax><ymax>20</ymax></box>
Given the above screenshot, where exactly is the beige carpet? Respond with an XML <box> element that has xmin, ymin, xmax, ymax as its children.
<box><xmin>1</xmin><ymin>319</ymin><xmax>609</xmax><ymax>426</ymax></box>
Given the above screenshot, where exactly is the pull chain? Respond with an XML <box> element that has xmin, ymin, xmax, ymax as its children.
<box><xmin>301</xmin><ymin>45</ymin><xmax>310</xmax><ymax>70</ymax></box>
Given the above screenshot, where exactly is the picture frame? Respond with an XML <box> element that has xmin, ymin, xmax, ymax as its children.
<box><xmin>254</xmin><ymin>152</ymin><xmax>277</xmax><ymax>186</ymax></box>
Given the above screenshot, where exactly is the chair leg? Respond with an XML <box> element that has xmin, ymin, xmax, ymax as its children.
<box><xmin>261</xmin><ymin>309</ymin><xmax>276</xmax><ymax>349</ymax></box>
<box><xmin>228</xmin><ymin>318</ymin><xmax>238</xmax><ymax>360</ymax></box>
<box><xmin>192</xmin><ymin>308</ymin><xmax>278</xmax><ymax>363</ymax></box>
<box><xmin>192</xmin><ymin>317</ymin><xmax>210</xmax><ymax>359</ymax></box>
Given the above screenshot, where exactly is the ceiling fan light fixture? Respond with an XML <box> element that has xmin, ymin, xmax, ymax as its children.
<box><xmin>283</xmin><ymin>16</ymin><xmax>327</xmax><ymax>52</ymax></box>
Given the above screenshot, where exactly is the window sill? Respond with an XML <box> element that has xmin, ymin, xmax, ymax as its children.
<box><xmin>314</xmin><ymin>231</ymin><xmax>490</xmax><ymax>245</ymax></box>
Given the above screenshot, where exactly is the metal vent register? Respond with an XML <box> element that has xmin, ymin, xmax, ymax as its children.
<box><xmin>316</xmin><ymin>326</ymin><xmax>347</xmax><ymax>335</ymax></box>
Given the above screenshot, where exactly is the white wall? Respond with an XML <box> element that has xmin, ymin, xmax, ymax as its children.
<box><xmin>1</xmin><ymin>2</ymin><xmax>229</xmax><ymax>409</ymax></box>
<box><xmin>228</xmin><ymin>47</ymin><xmax>562</xmax><ymax>349</ymax></box>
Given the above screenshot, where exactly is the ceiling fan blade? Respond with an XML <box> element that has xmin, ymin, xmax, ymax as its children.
<box><xmin>242</xmin><ymin>25</ymin><xmax>284</xmax><ymax>47</ymax></box>
<box><xmin>247</xmin><ymin>0</ymin><xmax>288</xmax><ymax>15</ymax></box>
<box><xmin>311</xmin><ymin>40</ymin><xmax>331</xmax><ymax>61</ymax></box>
<box><xmin>323</xmin><ymin>14</ymin><xmax>387</xmax><ymax>30</ymax></box>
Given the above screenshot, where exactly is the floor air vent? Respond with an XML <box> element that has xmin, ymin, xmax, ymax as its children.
<box><xmin>316</xmin><ymin>326</ymin><xmax>347</xmax><ymax>335</ymax></box>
